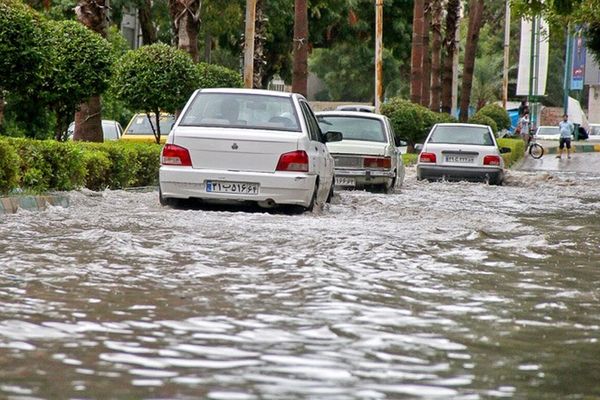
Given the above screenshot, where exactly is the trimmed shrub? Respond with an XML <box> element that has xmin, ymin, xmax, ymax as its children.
<box><xmin>197</xmin><ymin>63</ymin><xmax>243</xmax><ymax>88</ymax></box>
<box><xmin>79</xmin><ymin>142</ymin><xmax>140</xmax><ymax>189</ymax></box>
<box><xmin>469</xmin><ymin>114</ymin><xmax>498</xmax><ymax>134</ymax></box>
<box><xmin>123</xmin><ymin>143</ymin><xmax>161</xmax><ymax>187</ymax></box>
<box><xmin>497</xmin><ymin>138</ymin><xmax>525</xmax><ymax>167</ymax></box>
<box><xmin>0</xmin><ymin>139</ymin><xmax>20</xmax><ymax>194</ymax></box>
<box><xmin>476</xmin><ymin>104</ymin><xmax>511</xmax><ymax>131</ymax></box>
<box><xmin>82</xmin><ymin>150</ymin><xmax>112</xmax><ymax>191</ymax></box>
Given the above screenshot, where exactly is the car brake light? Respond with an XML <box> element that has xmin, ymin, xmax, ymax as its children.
<box><xmin>483</xmin><ymin>155</ymin><xmax>501</xmax><ymax>166</ymax></box>
<box><xmin>161</xmin><ymin>144</ymin><xmax>192</xmax><ymax>166</ymax></box>
<box><xmin>363</xmin><ymin>156</ymin><xmax>392</xmax><ymax>169</ymax></box>
<box><xmin>419</xmin><ymin>152</ymin><xmax>437</xmax><ymax>163</ymax></box>
<box><xmin>276</xmin><ymin>150</ymin><xmax>309</xmax><ymax>172</ymax></box>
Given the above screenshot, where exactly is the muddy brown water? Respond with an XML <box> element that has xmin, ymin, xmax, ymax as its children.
<box><xmin>0</xmin><ymin>169</ymin><xmax>599</xmax><ymax>399</ymax></box>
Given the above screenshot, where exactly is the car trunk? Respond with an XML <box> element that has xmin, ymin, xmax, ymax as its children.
<box><xmin>327</xmin><ymin>140</ymin><xmax>388</xmax><ymax>168</ymax></box>
<box><xmin>172</xmin><ymin>127</ymin><xmax>302</xmax><ymax>173</ymax></box>
<box><xmin>426</xmin><ymin>144</ymin><xmax>485</xmax><ymax>167</ymax></box>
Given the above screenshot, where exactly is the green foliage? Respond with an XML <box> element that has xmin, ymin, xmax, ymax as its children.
<box><xmin>497</xmin><ymin>138</ymin><xmax>525</xmax><ymax>167</ymax></box>
<box><xmin>121</xmin><ymin>143</ymin><xmax>161</xmax><ymax>187</ymax></box>
<box><xmin>197</xmin><ymin>62</ymin><xmax>243</xmax><ymax>88</ymax></box>
<box><xmin>469</xmin><ymin>114</ymin><xmax>498</xmax><ymax>134</ymax></box>
<box><xmin>81</xmin><ymin>149</ymin><xmax>112</xmax><ymax>191</ymax></box>
<box><xmin>0</xmin><ymin>139</ymin><xmax>20</xmax><ymax>194</ymax></box>
<box><xmin>0</xmin><ymin>0</ymin><xmax>45</xmax><ymax>92</ymax></box>
<box><xmin>381</xmin><ymin>98</ymin><xmax>456</xmax><ymax>149</ymax></box>
<box><xmin>78</xmin><ymin>142</ymin><xmax>139</xmax><ymax>189</ymax></box>
<box><xmin>43</xmin><ymin>20</ymin><xmax>114</xmax><ymax>137</ymax></box>
<box><xmin>475</xmin><ymin>104</ymin><xmax>511</xmax><ymax>131</ymax></box>
<box><xmin>112</xmin><ymin>43</ymin><xmax>199</xmax><ymax>139</ymax></box>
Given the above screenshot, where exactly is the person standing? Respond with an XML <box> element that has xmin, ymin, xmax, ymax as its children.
<box><xmin>557</xmin><ymin>114</ymin><xmax>574</xmax><ymax>159</ymax></box>
<box><xmin>518</xmin><ymin>98</ymin><xmax>529</xmax><ymax>117</ymax></box>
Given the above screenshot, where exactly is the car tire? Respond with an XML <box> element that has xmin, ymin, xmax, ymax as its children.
<box><xmin>306</xmin><ymin>182</ymin><xmax>318</xmax><ymax>212</ymax></box>
<box><xmin>383</xmin><ymin>177</ymin><xmax>396</xmax><ymax>194</ymax></box>
<box><xmin>326</xmin><ymin>181</ymin><xmax>334</xmax><ymax>203</ymax></box>
<box><xmin>159</xmin><ymin>187</ymin><xmax>178</xmax><ymax>207</ymax></box>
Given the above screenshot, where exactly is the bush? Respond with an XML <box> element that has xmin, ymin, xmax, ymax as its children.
<box><xmin>476</xmin><ymin>104</ymin><xmax>511</xmax><ymax>131</ymax></box>
<box><xmin>381</xmin><ymin>97</ymin><xmax>455</xmax><ymax>152</ymax></box>
<box><xmin>197</xmin><ymin>63</ymin><xmax>243</xmax><ymax>88</ymax></box>
<box><xmin>0</xmin><ymin>139</ymin><xmax>20</xmax><ymax>194</ymax></box>
<box><xmin>469</xmin><ymin>114</ymin><xmax>498</xmax><ymax>134</ymax></box>
<box><xmin>82</xmin><ymin>150</ymin><xmax>112</xmax><ymax>191</ymax></box>
<box><xmin>497</xmin><ymin>138</ymin><xmax>525</xmax><ymax>167</ymax></box>
<box><xmin>123</xmin><ymin>143</ymin><xmax>161</xmax><ymax>187</ymax></box>
<box><xmin>79</xmin><ymin>142</ymin><xmax>140</xmax><ymax>189</ymax></box>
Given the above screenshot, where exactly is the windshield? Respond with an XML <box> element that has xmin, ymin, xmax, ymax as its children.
<box><xmin>102</xmin><ymin>122</ymin><xmax>120</xmax><ymax>140</ymax></box>
<box><xmin>428</xmin><ymin>125</ymin><xmax>494</xmax><ymax>146</ymax></box>
<box><xmin>126</xmin><ymin>114</ymin><xmax>174</xmax><ymax>135</ymax></box>
<box><xmin>317</xmin><ymin>116</ymin><xmax>386</xmax><ymax>143</ymax></box>
<box><xmin>179</xmin><ymin>93</ymin><xmax>301</xmax><ymax>132</ymax></box>
<box><xmin>537</xmin><ymin>127</ymin><xmax>559</xmax><ymax>135</ymax></box>
<box><xmin>590</xmin><ymin>125</ymin><xmax>600</xmax><ymax>135</ymax></box>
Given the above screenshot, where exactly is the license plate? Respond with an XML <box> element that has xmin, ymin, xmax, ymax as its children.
<box><xmin>206</xmin><ymin>181</ymin><xmax>259</xmax><ymax>195</ymax></box>
<box><xmin>335</xmin><ymin>177</ymin><xmax>356</xmax><ymax>187</ymax></box>
<box><xmin>445</xmin><ymin>155</ymin><xmax>475</xmax><ymax>163</ymax></box>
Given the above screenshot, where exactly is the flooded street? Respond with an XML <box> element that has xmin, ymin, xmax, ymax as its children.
<box><xmin>1</xmin><ymin>168</ymin><xmax>600</xmax><ymax>399</ymax></box>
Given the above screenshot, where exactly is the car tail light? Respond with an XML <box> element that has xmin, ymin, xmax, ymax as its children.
<box><xmin>363</xmin><ymin>156</ymin><xmax>392</xmax><ymax>169</ymax></box>
<box><xmin>483</xmin><ymin>155</ymin><xmax>501</xmax><ymax>166</ymax></box>
<box><xmin>276</xmin><ymin>150</ymin><xmax>309</xmax><ymax>172</ymax></box>
<box><xmin>419</xmin><ymin>152</ymin><xmax>437</xmax><ymax>163</ymax></box>
<box><xmin>161</xmin><ymin>144</ymin><xmax>192</xmax><ymax>166</ymax></box>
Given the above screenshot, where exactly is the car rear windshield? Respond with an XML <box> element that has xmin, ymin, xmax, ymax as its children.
<box><xmin>317</xmin><ymin>116</ymin><xmax>386</xmax><ymax>143</ymax></box>
<box><xmin>102</xmin><ymin>122</ymin><xmax>120</xmax><ymax>140</ymax></box>
<box><xmin>537</xmin><ymin>127</ymin><xmax>559</xmax><ymax>135</ymax></box>
<box><xmin>126</xmin><ymin>115</ymin><xmax>175</xmax><ymax>135</ymax></box>
<box><xmin>179</xmin><ymin>93</ymin><xmax>301</xmax><ymax>132</ymax></box>
<box><xmin>428</xmin><ymin>125</ymin><xmax>494</xmax><ymax>146</ymax></box>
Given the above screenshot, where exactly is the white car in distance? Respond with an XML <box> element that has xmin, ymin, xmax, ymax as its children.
<box><xmin>159</xmin><ymin>88</ymin><xmax>341</xmax><ymax>211</ymax></box>
<box><xmin>316</xmin><ymin>111</ymin><xmax>405</xmax><ymax>193</ymax></box>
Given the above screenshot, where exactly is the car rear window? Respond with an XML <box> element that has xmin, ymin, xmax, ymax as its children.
<box><xmin>537</xmin><ymin>127</ymin><xmax>559</xmax><ymax>135</ymax></box>
<box><xmin>179</xmin><ymin>93</ymin><xmax>301</xmax><ymax>132</ymax></box>
<box><xmin>428</xmin><ymin>125</ymin><xmax>494</xmax><ymax>146</ymax></box>
<box><xmin>317</xmin><ymin>116</ymin><xmax>386</xmax><ymax>143</ymax></box>
<box><xmin>126</xmin><ymin>115</ymin><xmax>175</xmax><ymax>135</ymax></box>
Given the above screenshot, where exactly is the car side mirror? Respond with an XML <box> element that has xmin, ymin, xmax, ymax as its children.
<box><xmin>414</xmin><ymin>143</ymin><xmax>424</xmax><ymax>152</ymax></box>
<box><xmin>499</xmin><ymin>147</ymin><xmax>511</xmax><ymax>154</ymax></box>
<box><xmin>394</xmin><ymin>137</ymin><xmax>407</xmax><ymax>147</ymax></box>
<box><xmin>324</xmin><ymin>131</ymin><xmax>343</xmax><ymax>143</ymax></box>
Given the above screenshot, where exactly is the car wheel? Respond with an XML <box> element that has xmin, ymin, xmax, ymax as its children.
<box><xmin>326</xmin><ymin>181</ymin><xmax>334</xmax><ymax>203</ymax></box>
<box><xmin>159</xmin><ymin>187</ymin><xmax>178</xmax><ymax>207</ymax></box>
<box><xmin>383</xmin><ymin>177</ymin><xmax>396</xmax><ymax>194</ymax></box>
<box><xmin>306</xmin><ymin>182</ymin><xmax>319</xmax><ymax>212</ymax></box>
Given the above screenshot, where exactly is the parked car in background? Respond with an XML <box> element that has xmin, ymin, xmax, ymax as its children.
<box><xmin>416</xmin><ymin>123</ymin><xmax>509</xmax><ymax>185</ymax></box>
<box><xmin>67</xmin><ymin>120</ymin><xmax>123</xmax><ymax>141</ymax></box>
<box><xmin>587</xmin><ymin>123</ymin><xmax>600</xmax><ymax>141</ymax></box>
<box><xmin>316</xmin><ymin>111</ymin><xmax>405</xmax><ymax>193</ymax></box>
<box><xmin>335</xmin><ymin>104</ymin><xmax>375</xmax><ymax>113</ymax></box>
<box><xmin>534</xmin><ymin>125</ymin><xmax>572</xmax><ymax>141</ymax></box>
<box><xmin>159</xmin><ymin>88</ymin><xmax>342</xmax><ymax>211</ymax></box>
<box><xmin>121</xmin><ymin>113</ymin><xmax>175</xmax><ymax>144</ymax></box>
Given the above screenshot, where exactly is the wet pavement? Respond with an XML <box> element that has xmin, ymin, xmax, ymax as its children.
<box><xmin>1</xmin><ymin>167</ymin><xmax>600</xmax><ymax>399</ymax></box>
<box><xmin>518</xmin><ymin>148</ymin><xmax>600</xmax><ymax>174</ymax></box>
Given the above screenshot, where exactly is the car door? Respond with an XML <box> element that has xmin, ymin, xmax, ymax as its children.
<box><xmin>298</xmin><ymin>100</ymin><xmax>333</xmax><ymax>193</ymax></box>
<box><xmin>385</xmin><ymin>117</ymin><xmax>405</xmax><ymax>186</ymax></box>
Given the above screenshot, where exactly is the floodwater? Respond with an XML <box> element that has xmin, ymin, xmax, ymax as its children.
<box><xmin>1</xmin><ymin>168</ymin><xmax>600</xmax><ymax>399</ymax></box>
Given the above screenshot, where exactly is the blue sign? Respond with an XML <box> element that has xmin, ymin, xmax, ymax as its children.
<box><xmin>571</xmin><ymin>29</ymin><xmax>586</xmax><ymax>90</ymax></box>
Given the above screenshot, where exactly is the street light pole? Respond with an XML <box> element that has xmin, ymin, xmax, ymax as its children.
<box><xmin>375</xmin><ymin>0</ymin><xmax>383</xmax><ymax>113</ymax></box>
<box><xmin>502</xmin><ymin>0</ymin><xmax>510</xmax><ymax>110</ymax></box>
<box><xmin>243</xmin><ymin>0</ymin><xmax>257</xmax><ymax>88</ymax></box>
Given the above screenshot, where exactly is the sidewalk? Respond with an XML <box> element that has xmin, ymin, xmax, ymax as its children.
<box><xmin>0</xmin><ymin>194</ymin><xmax>69</xmax><ymax>214</ymax></box>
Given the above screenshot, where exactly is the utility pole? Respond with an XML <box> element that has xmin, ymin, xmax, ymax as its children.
<box><xmin>375</xmin><ymin>0</ymin><xmax>383</xmax><ymax>113</ymax></box>
<box><xmin>563</xmin><ymin>25</ymin><xmax>572</xmax><ymax>116</ymax></box>
<box><xmin>502</xmin><ymin>0</ymin><xmax>510</xmax><ymax>109</ymax></box>
<box><xmin>450</xmin><ymin>3</ymin><xmax>461</xmax><ymax>116</ymax></box>
<box><xmin>243</xmin><ymin>0</ymin><xmax>257</xmax><ymax>88</ymax></box>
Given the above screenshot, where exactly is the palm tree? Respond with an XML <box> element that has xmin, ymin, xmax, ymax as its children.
<box><xmin>472</xmin><ymin>54</ymin><xmax>503</xmax><ymax>110</ymax></box>
<box><xmin>253</xmin><ymin>0</ymin><xmax>268</xmax><ymax>88</ymax></box>
<box><xmin>421</xmin><ymin>0</ymin><xmax>432</xmax><ymax>107</ymax></box>
<box><xmin>292</xmin><ymin>0</ymin><xmax>308</xmax><ymax>96</ymax></box>
<box><xmin>429</xmin><ymin>0</ymin><xmax>443</xmax><ymax>111</ymax></box>
<box><xmin>410</xmin><ymin>0</ymin><xmax>424</xmax><ymax>104</ymax></box>
<box><xmin>169</xmin><ymin>0</ymin><xmax>202</xmax><ymax>62</ymax></box>
<box><xmin>459</xmin><ymin>0</ymin><xmax>484</xmax><ymax>122</ymax></box>
<box><xmin>441</xmin><ymin>0</ymin><xmax>460</xmax><ymax>114</ymax></box>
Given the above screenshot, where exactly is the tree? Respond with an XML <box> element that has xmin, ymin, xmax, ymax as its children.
<box><xmin>429</xmin><ymin>0</ymin><xmax>443</xmax><ymax>111</ymax></box>
<box><xmin>441</xmin><ymin>0</ymin><xmax>460</xmax><ymax>114</ymax></box>
<box><xmin>253</xmin><ymin>0</ymin><xmax>268</xmax><ymax>88</ymax></box>
<box><xmin>169</xmin><ymin>0</ymin><xmax>202</xmax><ymax>62</ymax></box>
<box><xmin>410</xmin><ymin>0</ymin><xmax>425</xmax><ymax>104</ymax></box>
<box><xmin>459</xmin><ymin>0</ymin><xmax>485</xmax><ymax>122</ymax></box>
<box><xmin>292</xmin><ymin>0</ymin><xmax>308</xmax><ymax>96</ymax></box>
<box><xmin>111</xmin><ymin>44</ymin><xmax>199</xmax><ymax>143</ymax></box>
<box><xmin>420</xmin><ymin>0</ymin><xmax>432</xmax><ymax>107</ymax></box>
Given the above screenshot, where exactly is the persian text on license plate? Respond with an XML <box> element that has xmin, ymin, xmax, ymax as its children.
<box><xmin>445</xmin><ymin>155</ymin><xmax>475</xmax><ymax>163</ymax></box>
<box><xmin>335</xmin><ymin>177</ymin><xmax>356</xmax><ymax>187</ymax></box>
<box><xmin>206</xmin><ymin>181</ymin><xmax>259</xmax><ymax>195</ymax></box>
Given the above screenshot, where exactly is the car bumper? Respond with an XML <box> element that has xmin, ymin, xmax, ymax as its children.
<box><xmin>334</xmin><ymin>168</ymin><xmax>395</xmax><ymax>186</ymax></box>
<box><xmin>417</xmin><ymin>165</ymin><xmax>503</xmax><ymax>182</ymax></box>
<box><xmin>159</xmin><ymin>167</ymin><xmax>316</xmax><ymax>207</ymax></box>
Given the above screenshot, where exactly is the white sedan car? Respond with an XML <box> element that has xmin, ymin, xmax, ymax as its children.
<box><xmin>316</xmin><ymin>111</ymin><xmax>405</xmax><ymax>193</ymax></box>
<box><xmin>159</xmin><ymin>88</ymin><xmax>341</xmax><ymax>211</ymax></box>
<box><xmin>416</xmin><ymin>123</ymin><xmax>509</xmax><ymax>185</ymax></box>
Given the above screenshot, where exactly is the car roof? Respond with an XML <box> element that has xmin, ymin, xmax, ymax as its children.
<box><xmin>199</xmin><ymin>88</ymin><xmax>296</xmax><ymax>99</ymax></box>
<box><xmin>434</xmin><ymin>123</ymin><xmax>489</xmax><ymax>128</ymax></box>
<box><xmin>316</xmin><ymin>110</ymin><xmax>385</xmax><ymax>121</ymax></box>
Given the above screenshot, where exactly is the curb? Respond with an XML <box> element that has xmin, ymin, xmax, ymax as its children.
<box><xmin>543</xmin><ymin>143</ymin><xmax>600</xmax><ymax>154</ymax></box>
<box><xmin>0</xmin><ymin>194</ymin><xmax>69</xmax><ymax>215</ymax></box>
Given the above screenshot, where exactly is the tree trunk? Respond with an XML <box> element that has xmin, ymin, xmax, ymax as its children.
<box><xmin>253</xmin><ymin>0</ymin><xmax>267</xmax><ymax>89</ymax></box>
<box><xmin>410</xmin><ymin>0</ymin><xmax>424</xmax><ymax>104</ymax></box>
<box><xmin>421</xmin><ymin>0</ymin><xmax>432</xmax><ymax>107</ymax></box>
<box><xmin>138</xmin><ymin>0</ymin><xmax>157</xmax><ymax>45</ymax></box>
<box><xmin>459</xmin><ymin>0</ymin><xmax>484</xmax><ymax>122</ymax></box>
<box><xmin>441</xmin><ymin>0</ymin><xmax>460</xmax><ymax>114</ymax></box>
<box><xmin>204</xmin><ymin>33</ymin><xmax>212</xmax><ymax>63</ymax></box>
<box><xmin>292</xmin><ymin>0</ymin><xmax>308</xmax><ymax>96</ymax></box>
<box><xmin>430</xmin><ymin>0</ymin><xmax>443</xmax><ymax>112</ymax></box>
<box><xmin>73</xmin><ymin>0</ymin><xmax>108</xmax><ymax>143</ymax></box>
<box><xmin>169</xmin><ymin>0</ymin><xmax>202</xmax><ymax>62</ymax></box>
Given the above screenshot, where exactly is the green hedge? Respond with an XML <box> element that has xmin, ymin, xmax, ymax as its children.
<box><xmin>0</xmin><ymin>139</ymin><xmax>162</xmax><ymax>195</ymax></box>
<box><xmin>497</xmin><ymin>138</ymin><xmax>525</xmax><ymax>167</ymax></box>
<box><xmin>469</xmin><ymin>114</ymin><xmax>498</xmax><ymax>134</ymax></box>
<box><xmin>475</xmin><ymin>104</ymin><xmax>511</xmax><ymax>131</ymax></box>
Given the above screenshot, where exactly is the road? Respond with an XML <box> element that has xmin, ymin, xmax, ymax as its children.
<box><xmin>518</xmin><ymin>142</ymin><xmax>600</xmax><ymax>175</ymax></box>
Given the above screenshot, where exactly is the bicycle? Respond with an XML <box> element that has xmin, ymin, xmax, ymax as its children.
<box><xmin>526</xmin><ymin>133</ymin><xmax>544</xmax><ymax>159</ymax></box>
